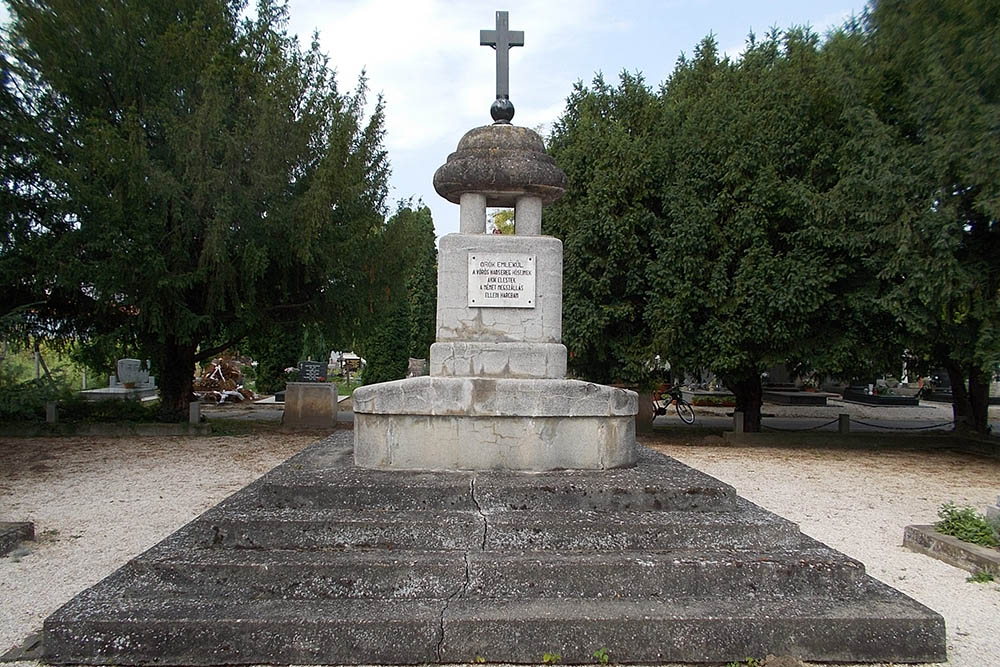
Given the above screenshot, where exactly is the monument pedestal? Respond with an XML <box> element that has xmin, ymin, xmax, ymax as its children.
<box><xmin>354</xmin><ymin>377</ymin><xmax>636</xmax><ymax>470</ymax></box>
<box><xmin>282</xmin><ymin>382</ymin><xmax>338</xmax><ymax>429</ymax></box>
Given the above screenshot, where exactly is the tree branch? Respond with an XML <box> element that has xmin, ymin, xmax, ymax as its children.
<box><xmin>194</xmin><ymin>337</ymin><xmax>246</xmax><ymax>363</ymax></box>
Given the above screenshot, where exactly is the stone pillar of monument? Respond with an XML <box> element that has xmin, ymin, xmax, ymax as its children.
<box><xmin>352</xmin><ymin>122</ymin><xmax>638</xmax><ymax>471</ymax></box>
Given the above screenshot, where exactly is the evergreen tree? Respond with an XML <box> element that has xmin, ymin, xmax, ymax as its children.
<box><xmin>2</xmin><ymin>0</ymin><xmax>389</xmax><ymax>420</ymax></box>
<box><xmin>545</xmin><ymin>72</ymin><xmax>663</xmax><ymax>385</ymax></box>
<box><xmin>359</xmin><ymin>203</ymin><xmax>436</xmax><ymax>384</ymax></box>
<box><xmin>860</xmin><ymin>0</ymin><xmax>1000</xmax><ymax>433</ymax></box>
<box><xmin>648</xmin><ymin>31</ymin><xmax>901</xmax><ymax>430</ymax></box>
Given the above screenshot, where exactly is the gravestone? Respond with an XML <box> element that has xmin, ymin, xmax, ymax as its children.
<box><xmin>42</xmin><ymin>11</ymin><xmax>945</xmax><ymax>666</ymax></box>
<box><xmin>79</xmin><ymin>358</ymin><xmax>157</xmax><ymax>401</ymax></box>
<box><xmin>298</xmin><ymin>360</ymin><xmax>327</xmax><ymax>382</ymax></box>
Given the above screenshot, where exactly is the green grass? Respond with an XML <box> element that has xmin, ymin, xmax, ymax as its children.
<box><xmin>966</xmin><ymin>571</ymin><xmax>995</xmax><ymax>584</ymax></box>
<box><xmin>331</xmin><ymin>376</ymin><xmax>363</xmax><ymax>397</ymax></box>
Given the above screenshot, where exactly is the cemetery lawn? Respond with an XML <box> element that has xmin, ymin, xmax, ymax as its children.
<box><xmin>1</xmin><ymin>429</ymin><xmax>998</xmax><ymax>666</ymax></box>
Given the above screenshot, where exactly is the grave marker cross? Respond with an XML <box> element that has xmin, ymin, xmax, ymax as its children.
<box><xmin>480</xmin><ymin>10</ymin><xmax>523</xmax><ymax>101</ymax></box>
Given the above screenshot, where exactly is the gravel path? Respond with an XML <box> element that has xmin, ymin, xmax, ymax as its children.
<box><xmin>2</xmin><ymin>428</ymin><xmax>998</xmax><ymax>666</ymax></box>
<box><xmin>642</xmin><ymin>434</ymin><xmax>1000</xmax><ymax>666</ymax></box>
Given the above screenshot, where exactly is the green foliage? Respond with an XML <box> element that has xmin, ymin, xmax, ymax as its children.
<box><xmin>966</xmin><ymin>571</ymin><xmax>995</xmax><ymax>584</ymax></box>
<box><xmin>545</xmin><ymin>71</ymin><xmax>663</xmax><ymax>386</ymax></box>
<box><xmin>935</xmin><ymin>502</ymin><xmax>999</xmax><ymax>547</ymax></box>
<box><xmin>860</xmin><ymin>0</ymin><xmax>1000</xmax><ymax>433</ymax></box>
<box><xmin>57</xmin><ymin>396</ymin><xmax>160</xmax><ymax>423</ymax></box>
<box><xmin>548</xmin><ymin>30</ymin><xmax>904</xmax><ymax>428</ymax></box>
<box><xmin>359</xmin><ymin>203</ymin><xmax>437</xmax><ymax>384</ymax></box>
<box><xmin>0</xmin><ymin>376</ymin><xmax>69</xmax><ymax>422</ymax></box>
<box><xmin>541</xmin><ymin>653</ymin><xmax>561</xmax><ymax>665</ymax></box>
<box><xmin>651</xmin><ymin>30</ymin><xmax>905</xmax><ymax>430</ymax></box>
<box><xmin>249</xmin><ymin>323</ymin><xmax>308</xmax><ymax>395</ymax></box>
<box><xmin>592</xmin><ymin>647</ymin><xmax>610</xmax><ymax>664</ymax></box>
<box><xmin>361</xmin><ymin>286</ymin><xmax>411</xmax><ymax>385</ymax></box>
<box><xmin>2</xmin><ymin>0</ymin><xmax>390</xmax><ymax>421</ymax></box>
<box><xmin>725</xmin><ymin>659</ymin><xmax>761</xmax><ymax>667</ymax></box>
<box><xmin>489</xmin><ymin>209</ymin><xmax>515</xmax><ymax>235</ymax></box>
<box><xmin>403</xmin><ymin>205</ymin><xmax>438</xmax><ymax>361</ymax></box>
<box><xmin>331</xmin><ymin>375</ymin><xmax>362</xmax><ymax>397</ymax></box>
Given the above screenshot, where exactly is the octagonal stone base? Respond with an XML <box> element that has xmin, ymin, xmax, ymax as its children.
<box><xmin>353</xmin><ymin>377</ymin><xmax>637</xmax><ymax>471</ymax></box>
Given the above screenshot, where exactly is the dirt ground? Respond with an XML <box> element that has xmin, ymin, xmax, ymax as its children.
<box><xmin>1</xmin><ymin>429</ymin><xmax>999</xmax><ymax>666</ymax></box>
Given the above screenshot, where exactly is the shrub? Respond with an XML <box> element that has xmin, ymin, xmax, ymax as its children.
<box><xmin>935</xmin><ymin>502</ymin><xmax>999</xmax><ymax>548</ymax></box>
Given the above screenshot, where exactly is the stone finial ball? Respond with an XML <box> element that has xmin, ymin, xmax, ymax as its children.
<box><xmin>491</xmin><ymin>98</ymin><xmax>515</xmax><ymax>123</ymax></box>
<box><xmin>432</xmin><ymin>124</ymin><xmax>568</xmax><ymax>207</ymax></box>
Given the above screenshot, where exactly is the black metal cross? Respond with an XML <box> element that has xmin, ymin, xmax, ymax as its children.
<box><xmin>480</xmin><ymin>11</ymin><xmax>524</xmax><ymax>101</ymax></box>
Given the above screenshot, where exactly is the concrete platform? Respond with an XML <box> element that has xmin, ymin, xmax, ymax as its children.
<box><xmin>43</xmin><ymin>431</ymin><xmax>945</xmax><ymax>665</ymax></box>
<box><xmin>353</xmin><ymin>376</ymin><xmax>637</xmax><ymax>470</ymax></box>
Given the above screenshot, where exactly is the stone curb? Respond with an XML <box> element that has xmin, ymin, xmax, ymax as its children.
<box><xmin>0</xmin><ymin>422</ymin><xmax>211</xmax><ymax>438</ymax></box>
<box><xmin>903</xmin><ymin>524</ymin><xmax>1000</xmax><ymax>576</ymax></box>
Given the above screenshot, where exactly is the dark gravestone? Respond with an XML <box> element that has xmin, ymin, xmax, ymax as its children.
<box><xmin>298</xmin><ymin>361</ymin><xmax>327</xmax><ymax>383</ymax></box>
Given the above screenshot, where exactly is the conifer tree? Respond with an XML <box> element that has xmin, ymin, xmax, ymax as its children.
<box><xmin>2</xmin><ymin>0</ymin><xmax>390</xmax><ymax>419</ymax></box>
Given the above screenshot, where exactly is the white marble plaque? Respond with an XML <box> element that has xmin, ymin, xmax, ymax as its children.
<box><xmin>468</xmin><ymin>253</ymin><xmax>536</xmax><ymax>308</ymax></box>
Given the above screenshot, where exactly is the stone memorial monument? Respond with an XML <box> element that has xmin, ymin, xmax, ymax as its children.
<box><xmin>42</xmin><ymin>12</ymin><xmax>945</xmax><ymax>666</ymax></box>
<box><xmin>353</xmin><ymin>12</ymin><xmax>636</xmax><ymax>471</ymax></box>
<box><xmin>282</xmin><ymin>360</ymin><xmax>338</xmax><ymax>429</ymax></box>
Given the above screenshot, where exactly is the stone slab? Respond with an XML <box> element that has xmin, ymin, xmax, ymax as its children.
<box><xmin>78</xmin><ymin>387</ymin><xmax>158</xmax><ymax>402</ymax></box>
<box><xmin>481</xmin><ymin>499</ymin><xmax>801</xmax><ymax>552</ymax></box>
<box><xmin>124</xmin><ymin>548</ymin><xmax>466</xmax><ymax>600</ymax></box>
<box><xmin>762</xmin><ymin>390</ymin><xmax>828</xmax><ymax>406</ymax></box>
<box><xmin>439</xmin><ymin>590</ymin><xmax>945</xmax><ymax>664</ymax></box>
<box><xmin>903</xmin><ymin>523</ymin><xmax>1000</xmax><ymax>576</ymax></box>
<box><xmin>192</xmin><ymin>508</ymin><xmax>484</xmax><ymax>551</ymax></box>
<box><xmin>436</xmin><ymin>234</ymin><xmax>562</xmax><ymax>343</ymax></box>
<box><xmin>282</xmin><ymin>382</ymin><xmax>338</xmax><ymax>429</ymax></box>
<box><xmin>472</xmin><ymin>461</ymin><xmax>736</xmax><ymax>512</ymax></box>
<box><xmin>45</xmin><ymin>595</ymin><xmax>443</xmax><ymax>665</ymax></box>
<box><xmin>840</xmin><ymin>391</ymin><xmax>920</xmax><ymax>406</ymax></box>
<box><xmin>429</xmin><ymin>341</ymin><xmax>567</xmax><ymax>379</ymax></box>
<box><xmin>464</xmin><ymin>540</ymin><xmax>866</xmax><ymax>599</ymax></box>
<box><xmin>354</xmin><ymin>412</ymin><xmax>636</xmax><ymax>471</ymax></box>
<box><xmin>0</xmin><ymin>521</ymin><xmax>34</xmax><ymax>556</ymax></box>
<box><xmin>353</xmin><ymin>376</ymin><xmax>636</xmax><ymax>417</ymax></box>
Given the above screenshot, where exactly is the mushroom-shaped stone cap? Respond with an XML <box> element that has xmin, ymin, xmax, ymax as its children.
<box><xmin>433</xmin><ymin>124</ymin><xmax>567</xmax><ymax>207</ymax></box>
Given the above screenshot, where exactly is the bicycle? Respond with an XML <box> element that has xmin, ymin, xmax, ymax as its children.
<box><xmin>652</xmin><ymin>385</ymin><xmax>695</xmax><ymax>424</ymax></box>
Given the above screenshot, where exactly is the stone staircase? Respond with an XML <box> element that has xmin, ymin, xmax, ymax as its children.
<box><xmin>44</xmin><ymin>431</ymin><xmax>945</xmax><ymax>664</ymax></box>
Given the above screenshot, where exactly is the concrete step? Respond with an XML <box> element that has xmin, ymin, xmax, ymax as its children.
<box><xmin>194</xmin><ymin>508</ymin><xmax>485</xmax><ymax>551</ymax></box>
<box><xmin>252</xmin><ymin>468</ymin><xmax>476</xmax><ymax>511</ymax></box>
<box><xmin>440</xmin><ymin>588</ymin><xmax>946</xmax><ymax>664</ymax></box>
<box><xmin>463</xmin><ymin>540</ymin><xmax>867</xmax><ymax>600</ymax></box>
<box><xmin>120</xmin><ymin>539</ymin><xmax>865</xmax><ymax>602</ymax></box>
<box><xmin>123</xmin><ymin>548</ymin><xmax>467</xmax><ymax>600</ymax></box>
<box><xmin>44</xmin><ymin>593</ymin><xmax>444</xmax><ymax>665</ymax></box>
<box><xmin>483</xmin><ymin>499</ymin><xmax>800</xmax><ymax>551</ymax></box>
<box><xmin>41</xmin><ymin>432</ymin><xmax>947</xmax><ymax>665</ymax></box>
<box><xmin>192</xmin><ymin>497</ymin><xmax>796</xmax><ymax>553</ymax></box>
<box><xmin>43</xmin><ymin>581</ymin><xmax>944</xmax><ymax>665</ymax></box>
<box><xmin>249</xmin><ymin>451</ymin><xmax>735</xmax><ymax>514</ymax></box>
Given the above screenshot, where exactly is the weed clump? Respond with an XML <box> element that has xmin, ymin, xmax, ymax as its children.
<box><xmin>935</xmin><ymin>502</ymin><xmax>999</xmax><ymax>548</ymax></box>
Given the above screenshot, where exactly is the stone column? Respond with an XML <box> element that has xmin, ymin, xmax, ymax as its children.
<box><xmin>514</xmin><ymin>195</ymin><xmax>542</xmax><ymax>235</ymax></box>
<box><xmin>459</xmin><ymin>193</ymin><xmax>487</xmax><ymax>234</ymax></box>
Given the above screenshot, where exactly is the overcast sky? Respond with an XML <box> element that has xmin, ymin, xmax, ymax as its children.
<box><xmin>282</xmin><ymin>0</ymin><xmax>864</xmax><ymax>238</ymax></box>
